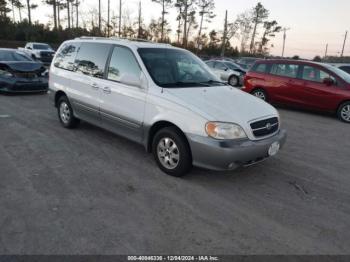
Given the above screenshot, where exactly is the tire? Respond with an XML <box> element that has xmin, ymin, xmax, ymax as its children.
<box><xmin>251</xmin><ymin>88</ymin><xmax>268</xmax><ymax>102</ymax></box>
<box><xmin>337</xmin><ymin>101</ymin><xmax>350</xmax><ymax>123</ymax></box>
<box><xmin>57</xmin><ymin>96</ymin><xmax>80</xmax><ymax>128</ymax></box>
<box><xmin>228</xmin><ymin>75</ymin><xmax>239</xmax><ymax>87</ymax></box>
<box><xmin>152</xmin><ymin>127</ymin><xmax>192</xmax><ymax>177</ymax></box>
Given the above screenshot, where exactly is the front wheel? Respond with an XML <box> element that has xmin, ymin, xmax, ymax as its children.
<box><xmin>337</xmin><ymin>102</ymin><xmax>350</xmax><ymax>123</ymax></box>
<box><xmin>57</xmin><ymin>96</ymin><xmax>80</xmax><ymax>128</ymax></box>
<box><xmin>152</xmin><ymin>127</ymin><xmax>192</xmax><ymax>177</ymax></box>
<box><xmin>228</xmin><ymin>75</ymin><xmax>239</xmax><ymax>87</ymax></box>
<box><xmin>251</xmin><ymin>89</ymin><xmax>268</xmax><ymax>101</ymax></box>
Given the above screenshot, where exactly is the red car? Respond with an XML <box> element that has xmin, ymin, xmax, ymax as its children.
<box><xmin>243</xmin><ymin>59</ymin><xmax>350</xmax><ymax>123</ymax></box>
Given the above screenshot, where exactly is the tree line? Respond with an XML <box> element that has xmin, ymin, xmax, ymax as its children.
<box><xmin>0</xmin><ymin>0</ymin><xmax>282</xmax><ymax>57</ymax></box>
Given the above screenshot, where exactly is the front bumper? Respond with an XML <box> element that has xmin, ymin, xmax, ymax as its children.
<box><xmin>0</xmin><ymin>77</ymin><xmax>48</xmax><ymax>93</ymax></box>
<box><xmin>187</xmin><ymin>129</ymin><xmax>287</xmax><ymax>171</ymax></box>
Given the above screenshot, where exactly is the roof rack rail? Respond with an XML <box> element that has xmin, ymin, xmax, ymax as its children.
<box><xmin>109</xmin><ymin>36</ymin><xmax>152</xmax><ymax>43</ymax></box>
<box><xmin>73</xmin><ymin>36</ymin><xmax>172</xmax><ymax>47</ymax></box>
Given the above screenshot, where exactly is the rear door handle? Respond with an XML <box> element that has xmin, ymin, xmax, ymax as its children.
<box><xmin>91</xmin><ymin>83</ymin><xmax>99</xmax><ymax>90</ymax></box>
<box><xmin>102</xmin><ymin>86</ymin><xmax>112</xmax><ymax>94</ymax></box>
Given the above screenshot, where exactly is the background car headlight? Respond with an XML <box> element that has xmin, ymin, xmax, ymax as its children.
<box><xmin>0</xmin><ymin>69</ymin><xmax>14</xmax><ymax>78</ymax></box>
<box><xmin>205</xmin><ymin>122</ymin><xmax>247</xmax><ymax>140</ymax></box>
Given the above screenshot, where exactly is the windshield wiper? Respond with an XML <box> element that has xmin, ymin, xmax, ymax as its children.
<box><xmin>161</xmin><ymin>81</ymin><xmax>210</xmax><ymax>88</ymax></box>
<box><xmin>200</xmin><ymin>80</ymin><xmax>227</xmax><ymax>86</ymax></box>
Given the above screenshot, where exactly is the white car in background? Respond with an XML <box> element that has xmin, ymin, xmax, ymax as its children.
<box><xmin>18</xmin><ymin>42</ymin><xmax>55</xmax><ymax>65</ymax></box>
<box><xmin>205</xmin><ymin>59</ymin><xmax>245</xmax><ymax>87</ymax></box>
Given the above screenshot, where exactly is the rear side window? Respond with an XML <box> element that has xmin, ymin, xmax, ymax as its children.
<box><xmin>339</xmin><ymin>66</ymin><xmax>350</xmax><ymax>74</ymax></box>
<box><xmin>107</xmin><ymin>46</ymin><xmax>141</xmax><ymax>82</ymax></box>
<box><xmin>74</xmin><ymin>42</ymin><xmax>111</xmax><ymax>78</ymax></box>
<box><xmin>271</xmin><ymin>64</ymin><xmax>299</xmax><ymax>78</ymax></box>
<box><xmin>54</xmin><ymin>42</ymin><xmax>80</xmax><ymax>71</ymax></box>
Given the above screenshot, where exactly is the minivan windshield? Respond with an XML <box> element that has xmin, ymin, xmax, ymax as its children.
<box><xmin>138</xmin><ymin>48</ymin><xmax>224</xmax><ymax>88</ymax></box>
<box><xmin>323</xmin><ymin>64</ymin><xmax>350</xmax><ymax>84</ymax></box>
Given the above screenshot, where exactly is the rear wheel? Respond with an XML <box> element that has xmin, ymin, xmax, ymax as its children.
<box><xmin>152</xmin><ymin>127</ymin><xmax>192</xmax><ymax>177</ymax></box>
<box><xmin>337</xmin><ymin>101</ymin><xmax>350</xmax><ymax>123</ymax></box>
<box><xmin>228</xmin><ymin>75</ymin><xmax>239</xmax><ymax>87</ymax></box>
<box><xmin>57</xmin><ymin>96</ymin><xmax>80</xmax><ymax>128</ymax></box>
<box><xmin>251</xmin><ymin>89</ymin><xmax>268</xmax><ymax>101</ymax></box>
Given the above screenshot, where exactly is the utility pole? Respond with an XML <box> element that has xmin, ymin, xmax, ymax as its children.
<box><xmin>98</xmin><ymin>0</ymin><xmax>101</xmax><ymax>33</ymax></box>
<box><xmin>281</xmin><ymin>27</ymin><xmax>290</xmax><ymax>57</ymax></box>
<box><xmin>107</xmin><ymin>0</ymin><xmax>110</xmax><ymax>37</ymax></box>
<box><xmin>138</xmin><ymin>1</ymin><xmax>142</xmax><ymax>39</ymax></box>
<box><xmin>118</xmin><ymin>0</ymin><xmax>122</xmax><ymax>37</ymax></box>
<box><xmin>220</xmin><ymin>10</ymin><xmax>228</xmax><ymax>57</ymax></box>
<box><xmin>341</xmin><ymin>30</ymin><xmax>348</xmax><ymax>57</ymax></box>
<box><xmin>324</xmin><ymin>43</ymin><xmax>328</xmax><ymax>58</ymax></box>
<box><xmin>75</xmin><ymin>0</ymin><xmax>78</xmax><ymax>28</ymax></box>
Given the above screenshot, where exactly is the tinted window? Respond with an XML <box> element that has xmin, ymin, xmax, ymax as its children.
<box><xmin>0</xmin><ymin>50</ymin><xmax>32</xmax><ymax>62</ymax></box>
<box><xmin>253</xmin><ymin>63</ymin><xmax>268</xmax><ymax>73</ymax></box>
<box><xmin>302</xmin><ymin>65</ymin><xmax>334</xmax><ymax>83</ymax></box>
<box><xmin>108</xmin><ymin>46</ymin><xmax>141</xmax><ymax>82</ymax></box>
<box><xmin>271</xmin><ymin>64</ymin><xmax>299</xmax><ymax>78</ymax></box>
<box><xmin>74</xmin><ymin>43</ymin><xmax>111</xmax><ymax>78</ymax></box>
<box><xmin>339</xmin><ymin>66</ymin><xmax>350</xmax><ymax>74</ymax></box>
<box><xmin>54</xmin><ymin>42</ymin><xmax>80</xmax><ymax>71</ymax></box>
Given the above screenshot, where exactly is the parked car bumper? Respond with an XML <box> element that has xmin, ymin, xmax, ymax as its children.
<box><xmin>187</xmin><ymin>129</ymin><xmax>287</xmax><ymax>171</ymax></box>
<box><xmin>0</xmin><ymin>77</ymin><xmax>48</xmax><ymax>93</ymax></box>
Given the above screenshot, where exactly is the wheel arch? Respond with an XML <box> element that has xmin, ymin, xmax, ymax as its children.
<box><xmin>54</xmin><ymin>90</ymin><xmax>67</xmax><ymax>107</ymax></box>
<box><xmin>337</xmin><ymin>99</ymin><xmax>350</xmax><ymax>111</ymax></box>
<box><xmin>146</xmin><ymin>120</ymin><xmax>191</xmax><ymax>156</ymax></box>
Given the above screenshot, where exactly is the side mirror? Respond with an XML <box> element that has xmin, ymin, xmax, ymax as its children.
<box><xmin>224</xmin><ymin>67</ymin><xmax>229</xmax><ymax>71</ymax></box>
<box><xmin>323</xmin><ymin>77</ymin><xmax>334</xmax><ymax>86</ymax></box>
<box><xmin>27</xmin><ymin>47</ymin><xmax>32</xmax><ymax>50</ymax></box>
<box><xmin>120</xmin><ymin>73</ymin><xmax>143</xmax><ymax>88</ymax></box>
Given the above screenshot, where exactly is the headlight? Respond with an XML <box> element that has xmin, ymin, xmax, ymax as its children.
<box><xmin>205</xmin><ymin>122</ymin><xmax>247</xmax><ymax>140</ymax></box>
<box><xmin>0</xmin><ymin>69</ymin><xmax>13</xmax><ymax>78</ymax></box>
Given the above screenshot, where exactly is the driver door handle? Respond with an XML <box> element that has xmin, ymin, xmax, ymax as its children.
<box><xmin>91</xmin><ymin>83</ymin><xmax>99</xmax><ymax>90</ymax></box>
<box><xmin>103</xmin><ymin>86</ymin><xmax>112</xmax><ymax>94</ymax></box>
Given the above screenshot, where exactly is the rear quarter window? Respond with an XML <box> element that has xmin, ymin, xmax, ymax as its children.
<box><xmin>54</xmin><ymin>42</ymin><xmax>81</xmax><ymax>71</ymax></box>
<box><xmin>74</xmin><ymin>42</ymin><xmax>112</xmax><ymax>78</ymax></box>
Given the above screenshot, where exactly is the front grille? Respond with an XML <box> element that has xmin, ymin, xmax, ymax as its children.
<box><xmin>14</xmin><ymin>72</ymin><xmax>38</xmax><ymax>79</ymax></box>
<box><xmin>40</xmin><ymin>51</ymin><xmax>54</xmax><ymax>57</ymax></box>
<box><xmin>250</xmin><ymin>117</ymin><xmax>279</xmax><ymax>138</ymax></box>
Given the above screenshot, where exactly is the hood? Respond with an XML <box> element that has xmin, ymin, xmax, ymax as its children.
<box><xmin>1</xmin><ymin>61</ymin><xmax>44</xmax><ymax>73</ymax></box>
<box><xmin>164</xmin><ymin>85</ymin><xmax>278</xmax><ymax>125</ymax></box>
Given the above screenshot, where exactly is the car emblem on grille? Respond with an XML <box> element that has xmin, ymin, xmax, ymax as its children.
<box><xmin>265</xmin><ymin>123</ymin><xmax>272</xmax><ymax>130</ymax></box>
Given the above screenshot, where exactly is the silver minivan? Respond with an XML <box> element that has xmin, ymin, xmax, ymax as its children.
<box><xmin>49</xmin><ymin>37</ymin><xmax>287</xmax><ymax>177</ymax></box>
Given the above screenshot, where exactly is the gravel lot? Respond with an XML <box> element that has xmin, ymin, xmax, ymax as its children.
<box><xmin>0</xmin><ymin>93</ymin><xmax>349</xmax><ymax>255</ymax></box>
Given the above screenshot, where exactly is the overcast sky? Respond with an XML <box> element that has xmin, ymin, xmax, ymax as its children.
<box><xmin>17</xmin><ymin>0</ymin><xmax>350</xmax><ymax>58</ymax></box>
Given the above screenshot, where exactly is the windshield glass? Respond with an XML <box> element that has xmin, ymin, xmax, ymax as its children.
<box><xmin>0</xmin><ymin>50</ymin><xmax>33</xmax><ymax>62</ymax></box>
<box><xmin>138</xmin><ymin>48</ymin><xmax>224</xmax><ymax>88</ymax></box>
<box><xmin>323</xmin><ymin>64</ymin><xmax>350</xmax><ymax>84</ymax></box>
<box><xmin>33</xmin><ymin>44</ymin><xmax>51</xmax><ymax>50</ymax></box>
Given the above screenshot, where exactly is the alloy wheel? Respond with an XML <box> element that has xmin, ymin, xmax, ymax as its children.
<box><xmin>157</xmin><ymin>137</ymin><xmax>180</xmax><ymax>170</ymax></box>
